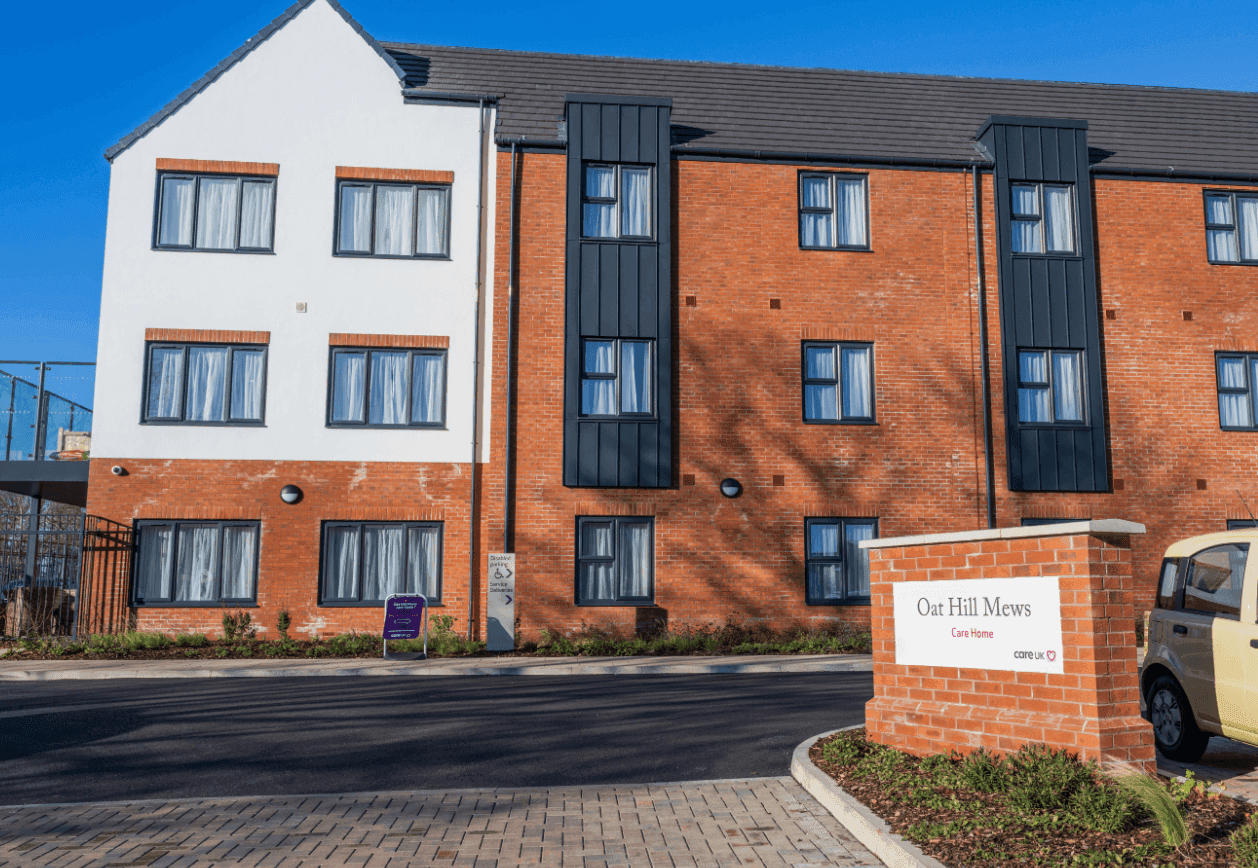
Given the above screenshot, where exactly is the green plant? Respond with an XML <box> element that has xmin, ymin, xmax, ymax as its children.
<box><xmin>1068</xmin><ymin>777</ymin><xmax>1138</xmax><ymax>834</ymax></box>
<box><xmin>221</xmin><ymin>610</ymin><xmax>257</xmax><ymax>641</ymax></box>
<box><xmin>120</xmin><ymin>631</ymin><xmax>170</xmax><ymax>651</ymax></box>
<box><xmin>1117</xmin><ymin>774</ymin><xmax>1188</xmax><ymax>848</ymax></box>
<box><xmin>1168</xmin><ymin>769</ymin><xmax>1207</xmax><ymax>803</ymax></box>
<box><xmin>1231</xmin><ymin>812</ymin><xmax>1258</xmax><ymax>867</ymax></box>
<box><xmin>960</xmin><ymin>748</ymin><xmax>1009</xmax><ymax>793</ymax></box>
<box><xmin>1004</xmin><ymin>743</ymin><xmax>1093</xmax><ymax>813</ymax></box>
<box><xmin>820</xmin><ymin>734</ymin><xmax>863</xmax><ymax>766</ymax></box>
<box><xmin>174</xmin><ymin>632</ymin><xmax>208</xmax><ymax>648</ymax></box>
<box><xmin>183</xmin><ymin>649</ymin><xmax>198</xmax><ymax>658</ymax></box>
<box><xmin>276</xmin><ymin>610</ymin><xmax>291</xmax><ymax>641</ymax></box>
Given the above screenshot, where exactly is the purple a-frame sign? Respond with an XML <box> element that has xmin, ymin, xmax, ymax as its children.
<box><xmin>383</xmin><ymin>594</ymin><xmax>428</xmax><ymax>660</ymax></box>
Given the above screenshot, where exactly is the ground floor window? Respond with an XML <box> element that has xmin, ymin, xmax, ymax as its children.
<box><xmin>133</xmin><ymin>520</ymin><xmax>259</xmax><ymax>605</ymax></box>
<box><xmin>576</xmin><ymin>516</ymin><xmax>654</xmax><ymax>605</ymax></box>
<box><xmin>320</xmin><ymin>521</ymin><xmax>442</xmax><ymax>605</ymax></box>
<box><xmin>805</xmin><ymin>517</ymin><xmax>876</xmax><ymax>605</ymax></box>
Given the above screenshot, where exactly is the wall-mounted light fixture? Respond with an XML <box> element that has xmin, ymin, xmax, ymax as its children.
<box><xmin>280</xmin><ymin>484</ymin><xmax>303</xmax><ymax>504</ymax></box>
<box><xmin>110</xmin><ymin>465</ymin><xmax>126</xmax><ymax>477</ymax></box>
<box><xmin>719</xmin><ymin>478</ymin><xmax>742</xmax><ymax>498</ymax></box>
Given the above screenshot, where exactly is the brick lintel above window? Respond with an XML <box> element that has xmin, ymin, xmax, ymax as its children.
<box><xmin>335</xmin><ymin>166</ymin><xmax>454</xmax><ymax>184</ymax></box>
<box><xmin>146</xmin><ymin>328</ymin><xmax>271</xmax><ymax>344</ymax></box>
<box><xmin>329</xmin><ymin>333</ymin><xmax>449</xmax><ymax>349</ymax></box>
<box><xmin>156</xmin><ymin>158</ymin><xmax>279</xmax><ymax>176</ymax></box>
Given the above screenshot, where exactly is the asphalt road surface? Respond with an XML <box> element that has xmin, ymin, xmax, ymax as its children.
<box><xmin>0</xmin><ymin>674</ymin><xmax>872</xmax><ymax>806</ymax></box>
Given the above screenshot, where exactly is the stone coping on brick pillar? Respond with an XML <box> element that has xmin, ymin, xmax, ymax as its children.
<box><xmin>859</xmin><ymin>519</ymin><xmax>1157</xmax><ymax>773</ymax></box>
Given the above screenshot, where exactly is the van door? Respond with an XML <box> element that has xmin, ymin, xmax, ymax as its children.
<box><xmin>1178</xmin><ymin>544</ymin><xmax>1248</xmax><ymax>733</ymax></box>
<box><xmin>1210</xmin><ymin>543</ymin><xmax>1258</xmax><ymax>741</ymax></box>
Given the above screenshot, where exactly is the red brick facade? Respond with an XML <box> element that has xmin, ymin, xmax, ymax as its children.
<box><xmin>864</xmin><ymin>526</ymin><xmax>1155</xmax><ymax>772</ymax></box>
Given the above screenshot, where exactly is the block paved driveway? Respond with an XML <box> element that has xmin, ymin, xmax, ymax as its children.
<box><xmin>0</xmin><ymin>777</ymin><xmax>882</xmax><ymax>867</ymax></box>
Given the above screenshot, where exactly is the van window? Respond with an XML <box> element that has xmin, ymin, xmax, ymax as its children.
<box><xmin>1182</xmin><ymin>544</ymin><xmax>1248</xmax><ymax>619</ymax></box>
<box><xmin>1157</xmin><ymin>558</ymin><xmax>1180</xmax><ymax>609</ymax></box>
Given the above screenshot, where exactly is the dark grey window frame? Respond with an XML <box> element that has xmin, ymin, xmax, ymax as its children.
<box><xmin>332</xmin><ymin>180</ymin><xmax>452</xmax><ymax>260</ymax></box>
<box><xmin>580</xmin><ymin>162</ymin><xmax>655</xmax><ymax>241</ymax></box>
<box><xmin>801</xmin><ymin>341</ymin><xmax>876</xmax><ymax>425</ymax></box>
<box><xmin>1227</xmin><ymin>519</ymin><xmax>1258</xmax><ymax>530</ymax></box>
<box><xmin>1217</xmin><ymin>352</ymin><xmax>1258</xmax><ymax>431</ymax></box>
<box><xmin>804</xmin><ymin>517</ymin><xmax>877</xmax><ymax>606</ymax></box>
<box><xmin>797</xmin><ymin>171</ymin><xmax>871</xmax><ymax>251</ymax></box>
<box><xmin>132</xmin><ymin>519</ymin><xmax>261</xmax><ymax>607</ymax></box>
<box><xmin>140</xmin><ymin>341</ymin><xmax>268</xmax><ymax>426</ymax></box>
<box><xmin>578</xmin><ymin>338</ymin><xmax>656</xmax><ymax>420</ymax></box>
<box><xmin>318</xmin><ymin>520</ymin><xmax>444</xmax><ymax>607</ymax></box>
<box><xmin>575</xmin><ymin>516</ymin><xmax>655</xmax><ymax>606</ymax></box>
<box><xmin>1015</xmin><ymin>348</ymin><xmax>1087</xmax><ymax>428</ymax></box>
<box><xmin>1009</xmin><ymin>181</ymin><xmax>1079</xmax><ymax>257</ymax></box>
<box><xmin>326</xmin><ymin>347</ymin><xmax>448</xmax><ymax>429</ymax></box>
<box><xmin>152</xmin><ymin>171</ymin><xmax>277</xmax><ymax>254</ymax></box>
<box><xmin>1204</xmin><ymin>190</ymin><xmax>1258</xmax><ymax>265</ymax></box>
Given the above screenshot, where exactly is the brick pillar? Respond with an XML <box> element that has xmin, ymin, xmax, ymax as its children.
<box><xmin>864</xmin><ymin>520</ymin><xmax>1155</xmax><ymax>773</ymax></box>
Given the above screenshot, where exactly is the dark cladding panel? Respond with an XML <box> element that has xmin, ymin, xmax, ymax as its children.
<box><xmin>563</xmin><ymin>94</ymin><xmax>673</xmax><ymax>488</ymax></box>
<box><xmin>983</xmin><ymin>114</ymin><xmax>1109</xmax><ymax>493</ymax></box>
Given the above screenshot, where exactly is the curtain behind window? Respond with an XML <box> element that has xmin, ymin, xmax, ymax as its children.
<box><xmin>221</xmin><ymin>526</ymin><xmax>257</xmax><ymax>599</ymax></box>
<box><xmin>1218</xmin><ymin>357</ymin><xmax>1252</xmax><ymax>427</ymax></box>
<box><xmin>339</xmin><ymin>185</ymin><xmax>373</xmax><ymax>253</ymax></box>
<box><xmin>175</xmin><ymin>524</ymin><xmax>219</xmax><ymax>601</ymax></box>
<box><xmin>835</xmin><ymin>178</ymin><xmax>866</xmax><ymax>246</ymax></box>
<box><xmin>841</xmin><ymin>347</ymin><xmax>872</xmax><ymax>418</ymax></box>
<box><xmin>159</xmin><ymin>178</ymin><xmax>196</xmax><ymax>246</ymax></box>
<box><xmin>1207</xmin><ymin>194</ymin><xmax>1238</xmax><ymax>261</ymax></box>
<box><xmin>804</xmin><ymin>346</ymin><xmax>838</xmax><ymax>420</ymax></box>
<box><xmin>186</xmin><ymin>347</ymin><xmax>228</xmax><ymax>422</ymax></box>
<box><xmin>375</xmin><ymin>186</ymin><xmax>414</xmax><ymax>256</ymax></box>
<box><xmin>621</xmin><ymin>169</ymin><xmax>650</xmax><ymax>236</ymax></box>
<box><xmin>411</xmin><ymin>354</ymin><xmax>445</xmax><ymax>424</ymax></box>
<box><xmin>808</xmin><ymin>523</ymin><xmax>841</xmax><ymax>600</ymax></box>
<box><xmin>332</xmin><ymin>352</ymin><xmax>366</xmax><ymax>422</ymax></box>
<box><xmin>1018</xmin><ymin>351</ymin><xmax>1051</xmax><ymax>423</ymax></box>
<box><xmin>325</xmin><ymin>526</ymin><xmax>360</xmax><ymax>600</ymax></box>
<box><xmin>148</xmin><ymin>347</ymin><xmax>184</xmax><ymax>418</ymax></box>
<box><xmin>196</xmin><ymin>178</ymin><xmax>240</xmax><ymax>250</ymax></box>
<box><xmin>845</xmin><ymin>523</ymin><xmax>874</xmax><ymax>597</ymax></box>
<box><xmin>136</xmin><ymin>525</ymin><xmax>174</xmax><ymax>600</ymax></box>
<box><xmin>581</xmin><ymin>341</ymin><xmax>616</xmax><ymax>415</ymax></box>
<box><xmin>800</xmin><ymin>177</ymin><xmax>833</xmax><ymax>247</ymax></box>
<box><xmin>369</xmin><ymin>352</ymin><xmax>408</xmax><ymax>424</ymax></box>
<box><xmin>1239</xmin><ymin>198</ymin><xmax>1258</xmax><ymax>261</ymax></box>
<box><xmin>238</xmin><ymin>181</ymin><xmax>274</xmax><ymax>249</ymax></box>
<box><xmin>1044</xmin><ymin>187</ymin><xmax>1074</xmax><ymax>252</ymax></box>
<box><xmin>583</xmin><ymin>167</ymin><xmax>617</xmax><ymax>237</ymax></box>
<box><xmin>1052</xmin><ymin>352</ymin><xmax>1083</xmax><ymax>421</ymax></box>
<box><xmin>407</xmin><ymin>526</ymin><xmax>440</xmax><ymax>597</ymax></box>
<box><xmin>230</xmin><ymin>349</ymin><xmax>265</xmax><ymax>421</ymax></box>
<box><xmin>416</xmin><ymin>188</ymin><xmax>449</xmax><ymax>255</ymax></box>
<box><xmin>618</xmin><ymin>523</ymin><xmax>651</xmax><ymax>598</ymax></box>
<box><xmin>620</xmin><ymin>342</ymin><xmax>651</xmax><ymax>414</ymax></box>
<box><xmin>363</xmin><ymin>526</ymin><xmax>405</xmax><ymax>601</ymax></box>
<box><xmin>579</xmin><ymin>522</ymin><xmax>614</xmax><ymax>601</ymax></box>
<box><xmin>1011</xmin><ymin>185</ymin><xmax>1042</xmax><ymax>253</ymax></box>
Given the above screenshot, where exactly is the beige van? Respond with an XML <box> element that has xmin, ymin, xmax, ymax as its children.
<box><xmin>1142</xmin><ymin>530</ymin><xmax>1258</xmax><ymax>761</ymax></box>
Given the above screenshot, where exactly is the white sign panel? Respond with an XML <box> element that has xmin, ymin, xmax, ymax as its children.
<box><xmin>487</xmin><ymin>553</ymin><xmax>516</xmax><ymax>652</ymax></box>
<box><xmin>894</xmin><ymin>576</ymin><xmax>1064</xmax><ymax>674</ymax></box>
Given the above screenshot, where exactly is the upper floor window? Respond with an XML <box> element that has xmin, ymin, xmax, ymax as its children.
<box><xmin>1017</xmin><ymin>349</ymin><xmax>1084</xmax><ymax>425</ymax></box>
<box><xmin>802</xmin><ymin>342</ymin><xmax>874</xmax><ymax>423</ymax></box>
<box><xmin>336</xmin><ymin>181</ymin><xmax>450</xmax><ymax>258</ymax></box>
<box><xmin>155</xmin><ymin>172</ymin><xmax>275</xmax><ymax>252</ymax></box>
<box><xmin>806</xmin><ymin>518</ymin><xmax>876</xmax><ymax>605</ymax></box>
<box><xmin>133</xmin><ymin>520</ymin><xmax>259</xmax><ymax>606</ymax></box>
<box><xmin>580</xmin><ymin>338</ymin><xmax>654</xmax><ymax>417</ymax></box>
<box><xmin>321</xmin><ymin>521</ymin><xmax>443</xmax><ymax>606</ymax></box>
<box><xmin>144</xmin><ymin>342</ymin><xmax>266</xmax><ymax>425</ymax></box>
<box><xmin>576</xmin><ymin>516</ymin><xmax>654</xmax><ymax>606</ymax></box>
<box><xmin>1217</xmin><ymin>353</ymin><xmax>1258</xmax><ymax>429</ymax></box>
<box><xmin>1205</xmin><ymin>191</ymin><xmax>1258</xmax><ymax>264</ymax></box>
<box><xmin>1010</xmin><ymin>183</ymin><xmax>1075</xmax><ymax>255</ymax></box>
<box><xmin>582</xmin><ymin>164</ymin><xmax>652</xmax><ymax>240</ymax></box>
<box><xmin>799</xmin><ymin>173</ymin><xmax>868</xmax><ymax>250</ymax></box>
<box><xmin>328</xmin><ymin>347</ymin><xmax>447</xmax><ymax>428</ymax></box>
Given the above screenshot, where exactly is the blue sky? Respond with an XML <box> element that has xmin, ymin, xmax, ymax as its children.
<box><xmin>3</xmin><ymin>0</ymin><xmax>1255</xmax><ymax>373</ymax></box>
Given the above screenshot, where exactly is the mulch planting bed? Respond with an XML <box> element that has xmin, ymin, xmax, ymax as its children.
<box><xmin>810</xmin><ymin>729</ymin><xmax>1256</xmax><ymax>867</ymax></box>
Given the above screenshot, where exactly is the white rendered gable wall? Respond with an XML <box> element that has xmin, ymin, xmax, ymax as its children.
<box><xmin>94</xmin><ymin>0</ymin><xmax>495</xmax><ymax>464</ymax></box>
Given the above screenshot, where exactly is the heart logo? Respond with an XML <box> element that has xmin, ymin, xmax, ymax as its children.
<box><xmin>1047</xmin><ymin>650</ymin><xmax>1057</xmax><ymax>662</ymax></box>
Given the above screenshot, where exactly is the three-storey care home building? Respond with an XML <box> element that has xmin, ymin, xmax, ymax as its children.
<box><xmin>88</xmin><ymin>0</ymin><xmax>1258</xmax><ymax>638</ymax></box>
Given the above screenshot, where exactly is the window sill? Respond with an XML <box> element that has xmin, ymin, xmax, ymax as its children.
<box><xmin>803</xmin><ymin>418</ymin><xmax>878</xmax><ymax>426</ymax></box>
<box><xmin>576</xmin><ymin>600</ymin><xmax>656</xmax><ymax>607</ymax></box>
<box><xmin>579</xmin><ymin>237</ymin><xmax>658</xmax><ymax>245</ymax></box>
<box><xmin>134</xmin><ymin>602</ymin><xmax>259</xmax><ymax>608</ymax></box>
<box><xmin>318</xmin><ymin>601</ymin><xmax>445</xmax><ymax>608</ymax></box>
<box><xmin>1207</xmin><ymin>259</ymin><xmax>1258</xmax><ymax>266</ymax></box>
<box><xmin>1010</xmin><ymin>252</ymin><xmax>1082</xmax><ymax>260</ymax></box>
<box><xmin>141</xmin><ymin>420</ymin><xmax>267</xmax><ymax>427</ymax></box>
<box><xmin>1015</xmin><ymin>423</ymin><xmax>1091</xmax><ymax>430</ymax></box>
<box><xmin>332</xmin><ymin>252</ymin><xmax>452</xmax><ymax>261</ymax></box>
<box><xmin>799</xmin><ymin>245</ymin><xmax>872</xmax><ymax>253</ymax></box>
<box><xmin>806</xmin><ymin>599</ymin><xmax>871</xmax><ymax>607</ymax></box>
<box><xmin>1219</xmin><ymin>426</ymin><xmax>1258</xmax><ymax>432</ymax></box>
<box><xmin>325</xmin><ymin>424</ymin><xmax>448</xmax><ymax>430</ymax></box>
<box><xmin>578</xmin><ymin>416</ymin><xmax>659</xmax><ymax>422</ymax></box>
<box><xmin>151</xmin><ymin>246</ymin><xmax>276</xmax><ymax>255</ymax></box>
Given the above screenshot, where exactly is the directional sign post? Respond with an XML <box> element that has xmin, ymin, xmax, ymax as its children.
<box><xmin>487</xmin><ymin>553</ymin><xmax>516</xmax><ymax>652</ymax></box>
<box><xmin>382</xmin><ymin>594</ymin><xmax>428</xmax><ymax>661</ymax></box>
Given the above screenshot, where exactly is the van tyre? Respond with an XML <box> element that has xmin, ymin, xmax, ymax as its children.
<box><xmin>1148</xmin><ymin>674</ymin><xmax>1210</xmax><ymax>763</ymax></box>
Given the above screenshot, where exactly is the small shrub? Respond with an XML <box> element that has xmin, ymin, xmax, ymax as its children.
<box><xmin>221</xmin><ymin>610</ymin><xmax>257</xmax><ymax>641</ymax></box>
<box><xmin>960</xmin><ymin>748</ymin><xmax>1009</xmax><ymax>793</ymax></box>
<box><xmin>1117</xmin><ymin>774</ymin><xmax>1188</xmax><ymax>848</ymax></box>
<box><xmin>1005</xmin><ymin>744</ymin><xmax>1093</xmax><ymax>813</ymax></box>
<box><xmin>183</xmin><ymin>649</ymin><xmax>198</xmax><ymax>658</ymax></box>
<box><xmin>1069</xmin><ymin>777</ymin><xmax>1139</xmax><ymax>834</ymax></box>
<box><xmin>276</xmin><ymin>611</ymin><xmax>291</xmax><ymax>641</ymax></box>
<box><xmin>1232</xmin><ymin>812</ymin><xmax>1258</xmax><ymax>867</ymax></box>
<box><xmin>120</xmin><ymin>631</ymin><xmax>169</xmax><ymax>651</ymax></box>
<box><xmin>820</xmin><ymin>733</ymin><xmax>863</xmax><ymax>766</ymax></box>
<box><xmin>174</xmin><ymin>633</ymin><xmax>208</xmax><ymax>648</ymax></box>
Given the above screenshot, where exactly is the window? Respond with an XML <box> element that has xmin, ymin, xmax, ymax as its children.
<box><xmin>579</xmin><ymin>339</ymin><xmax>654</xmax><ymax>417</ymax></box>
<box><xmin>144</xmin><ymin>342</ymin><xmax>267</xmax><ymax>425</ymax></box>
<box><xmin>576</xmin><ymin>517</ymin><xmax>654</xmax><ymax>605</ymax></box>
<box><xmin>1204</xmin><ymin>191</ymin><xmax>1258</xmax><ymax>264</ymax></box>
<box><xmin>1016</xmin><ymin>349</ymin><xmax>1085</xmax><ymax>424</ymax></box>
<box><xmin>155</xmin><ymin>172</ymin><xmax>275</xmax><ymax>252</ymax></box>
<box><xmin>328</xmin><ymin>348</ymin><xmax>447</xmax><ymax>428</ymax></box>
<box><xmin>133</xmin><ymin>520</ymin><xmax>259</xmax><ymax>605</ymax></box>
<box><xmin>335</xmin><ymin>181</ymin><xmax>450</xmax><ymax>258</ymax></box>
<box><xmin>1181</xmin><ymin>543</ymin><xmax>1248</xmax><ymax>619</ymax></box>
<box><xmin>321</xmin><ymin>521</ymin><xmax>443</xmax><ymax>605</ymax></box>
<box><xmin>805</xmin><ymin>518</ymin><xmax>876</xmax><ymax>605</ymax></box>
<box><xmin>1156</xmin><ymin>558</ymin><xmax>1181</xmax><ymax>610</ymax></box>
<box><xmin>799</xmin><ymin>173</ymin><xmax>868</xmax><ymax>249</ymax></box>
<box><xmin>1217</xmin><ymin>354</ymin><xmax>1258</xmax><ymax>430</ymax></box>
<box><xmin>802</xmin><ymin>342</ymin><xmax>874</xmax><ymax>423</ymax></box>
<box><xmin>1228</xmin><ymin>519</ymin><xmax>1258</xmax><ymax>530</ymax></box>
<box><xmin>582</xmin><ymin>164</ymin><xmax>653</xmax><ymax>240</ymax></box>
<box><xmin>1010</xmin><ymin>183</ymin><xmax>1076</xmax><ymax>254</ymax></box>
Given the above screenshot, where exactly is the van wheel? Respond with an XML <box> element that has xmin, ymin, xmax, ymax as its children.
<box><xmin>1148</xmin><ymin>674</ymin><xmax>1210</xmax><ymax>763</ymax></box>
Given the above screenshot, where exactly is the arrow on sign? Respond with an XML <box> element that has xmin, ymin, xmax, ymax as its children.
<box><xmin>504</xmin><ymin>595</ymin><xmax>513</xmax><ymax>605</ymax></box>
